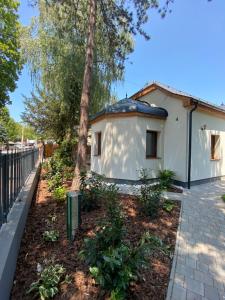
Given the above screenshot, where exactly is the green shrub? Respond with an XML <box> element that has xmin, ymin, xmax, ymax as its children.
<box><xmin>139</xmin><ymin>184</ymin><xmax>162</xmax><ymax>218</ymax></box>
<box><xmin>80</xmin><ymin>183</ymin><xmax>169</xmax><ymax>299</ymax></box>
<box><xmin>158</xmin><ymin>169</ymin><xmax>175</xmax><ymax>189</ymax></box>
<box><xmin>47</xmin><ymin>173</ymin><xmax>63</xmax><ymax>191</ymax></box>
<box><xmin>80</xmin><ymin>172</ymin><xmax>107</xmax><ymax>211</ymax></box>
<box><xmin>55</xmin><ymin>139</ymin><xmax>77</xmax><ymax>166</ymax></box>
<box><xmin>163</xmin><ymin>200</ymin><xmax>175</xmax><ymax>212</ymax></box>
<box><xmin>52</xmin><ymin>186</ymin><xmax>67</xmax><ymax>202</ymax></box>
<box><xmin>43</xmin><ymin>230</ymin><xmax>59</xmax><ymax>242</ymax></box>
<box><xmin>139</xmin><ymin>168</ymin><xmax>151</xmax><ymax>184</ymax></box>
<box><xmin>221</xmin><ymin>194</ymin><xmax>225</xmax><ymax>202</ymax></box>
<box><xmin>27</xmin><ymin>264</ymin><xmax>66</xmax><ymax>300</ymax></box>
<box><xmin>63</xmin><ymin>167</ymin><xmax>74</xmax><ymax>181</ymax></box>
<box><xmin>81</xmin><ymin>230</ymin><xmax>168</xmax><ymax>299</ymax></box>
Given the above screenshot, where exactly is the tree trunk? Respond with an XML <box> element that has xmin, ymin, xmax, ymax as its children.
<box><xmin>71</xmin><ymin>0</ymin><xmax>97</xmax><ymax>190</ymax></box>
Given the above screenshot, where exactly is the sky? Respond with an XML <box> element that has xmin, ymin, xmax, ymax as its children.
<box><xmin>9</xmin><ymin>0</ymin><xmax>225</xmax><ymax>121</ymax></box>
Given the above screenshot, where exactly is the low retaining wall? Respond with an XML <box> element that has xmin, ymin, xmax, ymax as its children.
<box><xmin>0</xmin><ymin>163</ymin><xmax>41</xmax><ymax>300</ymax></box>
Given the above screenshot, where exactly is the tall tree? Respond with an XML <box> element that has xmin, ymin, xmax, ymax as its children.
<box><xmin>74</xmin><ymin>0</ymin><xmax>97</xmax><ymax>188</ymax></box>
<box><xmin>21</xmin><ymin>0</ymin><xmax>122</xmax><ymax>142</ymax></box>
<box><xmin>0</xmin><ymin>0</ymin><xmax>22</xmax><ymax>106</ymax></box>
<box><xmin>72</xmin><ymin>0</ymin><xmax>174</xmax><ymax>189</ymax></box>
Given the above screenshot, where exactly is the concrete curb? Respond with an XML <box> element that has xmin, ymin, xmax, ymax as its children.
<box><xmin>0</xmin><ymin>163</ymin><xmax>41</xmax><ymax>300</ymax></box>
<box><xmin>166</xmin><ymin>195</ymin><xmax>184</xmax><ymax>300</ymax></box>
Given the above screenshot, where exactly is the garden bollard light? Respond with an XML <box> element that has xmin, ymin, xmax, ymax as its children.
<box><xmin>66</xmin><ymin>191</ymin><xmax>82</xmax><ymax>241</ymax></box>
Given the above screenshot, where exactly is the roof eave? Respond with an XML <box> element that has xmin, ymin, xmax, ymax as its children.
<box><xmin>131</xmin><ymin>83</ymin><xmax>225</xmax><ymax>117</ymax></box>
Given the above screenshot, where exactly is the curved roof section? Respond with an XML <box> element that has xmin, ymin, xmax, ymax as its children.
<box><xmin>90</xmin><ymin>98</ymin><xmax>168</xmax><ymax>123</ymax></box>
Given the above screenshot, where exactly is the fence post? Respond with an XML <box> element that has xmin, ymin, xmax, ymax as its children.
<box><xmin>2</xmin><ymin>155</ymin><xmax>7</xmax><ymax>222</ymax></box>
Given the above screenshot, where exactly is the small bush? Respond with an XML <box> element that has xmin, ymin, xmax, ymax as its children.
<box><xmin>81</xmin><ymin>230</ymin><xmax>168</xmax><ymax>299</ymax></box>
<box><xmin>80</xmin><ymin>172</ymin><xmax>107</xmax><ymax>211</ymax></box>
<box><xmin>138</xmin><ymin>168</ymin><xmax>162</xmax><ymax>218</ymax></box>
<box><xmin>63</xmin><ymin>167</ymin><xmax>74</xmax><ymax>181</ymax></box>
<box><xmin>163</xmin><ymin>200</ymin><xmax>175</xmax><ymax>212</ymax></box>
<box><xmin>158</xmin><ymin>169</ymin><xmax>175</xmax><ymax>190</ymax></box>
<box><xmin>43</xmin><ymin>230</ymin><xmax>59</xmax><ymax>242</ymax></box>
<box><xmin>47</xmin><ymin>173</ymin><xmax>63</xmax><ymax>191</ymax></box>
<box><xmin>55</xmin><ymin>139</ymin><xmax>77</xmax><ymax>166</ymax></box>
<box><xmin>139</xmin><ymin>168</ymin><xmax>151</xmax><ymax>184</ymax></box>
<box><xmin>221</xmin><ymin>194</ymin><xmax>225</xmax><ymax>202</ymax></box>
<box><xmin>27</xmin><ymin>264</ymin><xmax>66</xmax><ymax>300</ymax></box>
<box><xmin>52</xmin><ymin>186</ymin><xmax>67</xmax><ymax>202</ymax></box>
<box><xmin>139</xmin><ymin>185</ymin><xmax>162</xmax><ymax>218</ymax></box>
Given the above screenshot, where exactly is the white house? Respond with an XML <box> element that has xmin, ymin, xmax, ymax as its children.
<box><xmin>90</xmin><ymin>82</ymin><xmax>225</xmax><ymax>188</ymax></box>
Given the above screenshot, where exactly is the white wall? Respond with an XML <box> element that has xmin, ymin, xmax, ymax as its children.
<box><xmin>139</xmin><ymin>90</ymin><xmax>188</xmax><ymax>182</ymax></box>
<box><xmin>91</xmin><ymin>116</ymin><xmax>165</xmax><ymax>180</ymax></box>
<box><xmin>191</xmin><ymin>110</ymin><xmax>225</xmax><ymax>180</ymax></box>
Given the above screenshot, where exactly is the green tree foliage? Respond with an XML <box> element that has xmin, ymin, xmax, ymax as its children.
<box><xmin>0</xmin><ymin>107</ymin><xmax>36</xmax><ymax>141</ymax></box>
<box><xmin>21</xmin><ymin>0</ymin><xmax>127</xmax><ymax>141</ymax></box>
<box><xmin>0</xmin><ymin>0</ymin><xmax>22</xmax><ymax>106</ymax></box>
<box><xmin>0</xmin><ymin>124</ymin><xmax>8</xmax><ymax>143</ymax></box>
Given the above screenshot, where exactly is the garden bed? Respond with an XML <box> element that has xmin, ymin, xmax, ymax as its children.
<box><xmin>11</xmin><ymin>172</ymin><xmax>180</xmax><ymax>300</ymax></box>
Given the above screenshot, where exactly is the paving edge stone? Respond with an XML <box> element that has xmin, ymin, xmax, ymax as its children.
<box><xmin>166</xmin><ymin>197</ymin><xmax>184</xmax><ymax>300</ymax></box>
<box><xmin>0</xmin><ymin>163</ymin><xmax>41</xmax><ymax>300</ymax></box>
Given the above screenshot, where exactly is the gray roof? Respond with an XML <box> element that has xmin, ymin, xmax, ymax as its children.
<box><xmin>133</xmin><ymin>81</ymin><xmax>225</xmax><ymax>115</ymax></box>
<box><xmin>90</xmin><ymin>98</ymin><xmax>168</xmax><ymax>121</ymax></box>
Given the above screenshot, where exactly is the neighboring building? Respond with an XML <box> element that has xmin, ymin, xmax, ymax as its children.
<box><xmin>90</xmin><ymin>82</ymin><xmax>225</xmax><ymax>188</ymax></box>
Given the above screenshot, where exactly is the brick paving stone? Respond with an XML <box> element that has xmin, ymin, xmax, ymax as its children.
<box><xmin>204</xmin><ymin>284</ymin><xmax>220</xmax><ymax>300</ymax></box>
<box><xmin>171</xmin><ymin>283</ymin><xmax>187</xmax><ymax>300</ymax></box>
<box><xmin>186</xmin><ymin>290</ymin><xmax>203</xmax><ymax>300</ymax></box>
<box><xmin>185</xmin><ymin>277</ymin><xmax>204</xmax><ymax>296</ymax></box>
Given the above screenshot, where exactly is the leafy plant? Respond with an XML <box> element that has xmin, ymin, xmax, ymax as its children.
<box><xmin>163</xmin><ymin>200</ymin><xmax>175</xmax><ymax>212</ymax></box>
<box><xmin>48</xmin><ymin>213</ymin><xmax>57</xmax><ymax>223</ymax></box>
<box><xmin>52</xmin><ymin>186</ymin><xmax>67</xmax><ymax>202</ymax></box>
<box><xmin>27</xmin><ymin>264</ymin><xmax>66</xmax><ymax>300</ymax></box>
<box><xmin>139</xmin><ymin>168</ymin><xmax>151</xmax><ymax>184</ymax></box>
<box><xmin>63</xmin><ymin>167</ymin><xmax>74</xmax><ymax>181</ymax></box>
<box><xmin>81</xmin><ymin>230</ymin><xmax>168</xmax><ymax>299</ymax></box>
<box><xmin>80</xmin><ymin>172</ymin><xmax>107</xmax><ymax>211</ymax></box>
<box><xmin>158</xmin><ymin>169</ymin><xmax>175</xmax><ymax>190</ymax></box>
<box><xmin>221</xmin><ymin>194</ymin><xmax>225</xmax><ymax>202</ymax></box>
<box><xmin>43</xmin><ymin>230</ymin><xmax>59</xmax><ymax>242</ymax></box>
<box><xmin>139</xmin><ymin>184</ymin><xmax>162</xmax><ymax>218</ymax></box>
<box><xmin>47</xmin><ymin>173</ymin><xmax>63</xmax><ymax>191</ymax></box>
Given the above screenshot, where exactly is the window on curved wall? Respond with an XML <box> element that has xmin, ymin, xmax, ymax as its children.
<box><xmin>94</xmin><ymin>132</ymin><xmax>101</xmax><ymax>156</ymax></box>
<box><xmin>146</xmin><ymin>130</ymin><xmax>158</xmax><ymax>158</ymax></box>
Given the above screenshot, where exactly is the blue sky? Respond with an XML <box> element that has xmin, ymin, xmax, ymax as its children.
<box><xmin>9</xmin><ymin>0</ymin><xmax>225</xmax><ymax>121</ymax></box>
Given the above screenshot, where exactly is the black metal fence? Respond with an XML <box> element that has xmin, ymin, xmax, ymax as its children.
<box><xmin>0</xmin><ymin>148</ymin><xmax>40</xmax><ymax>228</ymax></box>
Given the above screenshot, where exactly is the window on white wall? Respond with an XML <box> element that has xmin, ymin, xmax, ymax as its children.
<box><xmin>94</xmin><ymin>132</ymin><xmax>101</xmax><ymax>156</ymax></box>
<box><xmin>211</xmin><ymin>134</ymin><xmax>220</xmax><ymax>160</ymax></box>
<box><xmin>146</xmin><ymin>131</ymin><xmax>158</xmax><ymax>158</ymax></box>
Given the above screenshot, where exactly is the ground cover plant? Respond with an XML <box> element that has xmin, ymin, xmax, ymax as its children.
<box><xmin>27</xmin><ymin>264</ymin><xmax>66</xmax><ymax>300</ymax></box>
<box><xmin>11</xmin><ymin>167</ymin><xmax>180</xmax><ymax>299</ymax></box>
<box><xmin>221</xmin><ymin>194</ymin><xmax>225</xmax><ymax>202</ymax></box>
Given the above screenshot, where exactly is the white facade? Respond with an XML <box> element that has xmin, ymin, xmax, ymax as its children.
<box><xmin>91</xmin><ymin>85</ymin><xmax>225</xmax><ymax>186</ymax></box>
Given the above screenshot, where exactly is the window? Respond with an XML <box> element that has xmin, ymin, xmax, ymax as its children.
<box><xmin>146</xmin><ymin>131</ymin><xmax>157</xmax><ymax>158</ymax></box>
<box><xmin>94</xmin><ymin>132</ymin><xmax>101</xmax><ymax>156</ymax></box>
<box><xmin>211</xmin><ymin>135</ymin><xmax>220</xmax><ymax>160</ymax></box>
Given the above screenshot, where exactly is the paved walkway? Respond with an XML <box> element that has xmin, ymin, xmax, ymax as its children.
<box><xmin>167</xmin><ymin>181</ymin><xmax>225</xmax><ymax>300</ymax></box>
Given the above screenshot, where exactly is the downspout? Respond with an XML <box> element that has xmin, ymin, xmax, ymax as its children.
<box><xmin>187</xmin><ymin>100</ymin><xmax>198</xmax><ymax>189</ymax></box>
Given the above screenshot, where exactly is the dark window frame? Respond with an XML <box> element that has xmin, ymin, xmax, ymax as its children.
<box><xmin>146</xmin><ymin>130</ymin><xmax>158</xmax><ymax>159</ymax></box>
<box><xmin>94</xmin><ymin>132</ymin><xmax>101</xmax><ymax>156</ymax></box>
<box><xmin>211</xmin><ymin>134</ymin><xmax>220</xmax><ymax>160</ymax></box>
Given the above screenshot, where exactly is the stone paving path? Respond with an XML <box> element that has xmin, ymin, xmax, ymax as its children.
<box><xmin>167</xmin><ymin>181</ymin><xmax>225</xmax><ymax>300</ymax></box>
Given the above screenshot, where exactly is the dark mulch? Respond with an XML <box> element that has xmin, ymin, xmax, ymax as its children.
<box><xmin>168</xmin><ymin>186</ymin><xmax>183</xmax><ymax>193</ymax></box>
<box><xmin>11</xmin><ymin>173</ymin><xmax>180</xmax><ymax>300</ymax></box>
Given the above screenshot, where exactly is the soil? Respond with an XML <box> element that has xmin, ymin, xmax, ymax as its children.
<box><xmin>168</xmin><ymin>186</ymin><xmax>183</xmax><ymax>193</ymax></box>
<box><xmin>11</xmin><ymin>171</ymin><xmax>181</xmax><ymax>300</ymax></box>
